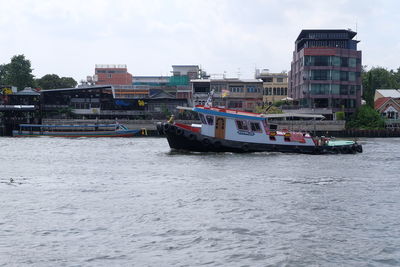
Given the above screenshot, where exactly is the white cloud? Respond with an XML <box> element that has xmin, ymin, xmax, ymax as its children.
<box><xmin>1</xmin><ymin>0</ymin><xmax>400</xmax><ymax>81</ymax></box>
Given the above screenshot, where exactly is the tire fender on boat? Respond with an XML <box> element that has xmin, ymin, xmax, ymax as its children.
<box><xmin>175</xmin><ymin>127</ymin><xmax>184</xmax><ymax>136</ymax></box>
<box><xmin>242</xmin><ymin>143</ymin><xmax>249</xmax><ymax>152</ymax></box>
<box><xmin>213</xmin><ymin>141</ymin><xmax>222</xmax><ymax>149</ymax></box>
<box><xmin>163</xmin><ymin>123</ymin><xmax>170</xmax><ymax>132</ymax></box>
<box><xmin>202</xmin><ymin>138</ymin><xmax>210</xmax><ymax>146</ymax></box>
<box><xmin>356</xmin><ymin>144</ymin><xmax>363</xmax><ymax>153</ymax></box>
<box><xmin>188</xmin><ymin>133</ymin><xmax>197</xmax><ymax>141</ymax></box>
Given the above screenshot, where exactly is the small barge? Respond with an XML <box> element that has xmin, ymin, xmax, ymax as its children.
<box><xmin>157</xmin><ymin>105</ymin><xmax>362</xmax><ymax>154</ymax></box>
<box><xmin>13</xmin><ymin>123</ymin><xmax>141</xmax><ymax>137</ymax></box>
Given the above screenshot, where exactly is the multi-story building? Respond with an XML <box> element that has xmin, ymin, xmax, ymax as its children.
<box><xmin>192</xmin><ymin>78</ymin><xmax>263</xmax><ymax>112</ymax></box>
<box><xmin>95</xmin><ymin>64</ymin><xmax>133</xmax><ymax>85</ymax></box>
<box><xmin>256</xmin><ymin>69</ymin><xmax>288</xmax><ymax>105</ymax></box>
<box><xmin>288</xmin><ymin>29</ymin><xmax>362</xmax><ymax>118</ymax></box>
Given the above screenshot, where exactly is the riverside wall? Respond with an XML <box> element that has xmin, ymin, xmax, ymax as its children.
<box><xmin>3</xmin><ymin>119</ymin><xmax>399</xmax><ymax>138</ymax></box>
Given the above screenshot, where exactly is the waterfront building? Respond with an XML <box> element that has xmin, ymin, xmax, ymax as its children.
<box><xmin>288</xmin><ymin>29</ymin><xmax>362</xmax><ymax>118</ymax></box>
<box><xmin>94</xmin><ymin>64</ymin><xmax>133</xmax><ymax>85</ymax></box>
<box><xmin>255</xmin><ymin>69</ymin><xmax>289</xmax><ymax>105</ymax></box>
<box><xmin>40</xmin><ymin>85</ymin><xmax>188</xmax><ymax>120</ymax></box>
<box><xmin>191</xmin><ymin>78</ymin><xmax>263</xmax><ymax>112</ymax></box>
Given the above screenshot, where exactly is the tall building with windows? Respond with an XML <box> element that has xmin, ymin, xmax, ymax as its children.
<box><xmin>288</xmin><ymin>29</ymin><xmax>362</xmax><ymax>118</ymax></box>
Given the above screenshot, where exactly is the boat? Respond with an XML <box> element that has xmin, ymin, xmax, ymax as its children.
<box><xmin>12</xmin><ymin>123</ymin><xmax>142</xmax><ymax>137</ymax></box>
<box><xmin>157</xmin><ymin>93</ymin><xmax>362</xmax><ymax>154</ymax></box>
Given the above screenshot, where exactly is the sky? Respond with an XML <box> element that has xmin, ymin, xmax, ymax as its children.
<box><xmin>1</xmin><ymin>0</ymin><xmax>399</xmax><ymax>83</ymax></box>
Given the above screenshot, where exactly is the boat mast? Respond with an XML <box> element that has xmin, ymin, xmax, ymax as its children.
<box><xmin>204</xmin><ymin>89</ymin><xmax>215</xmax><ymax>107</ymax></box>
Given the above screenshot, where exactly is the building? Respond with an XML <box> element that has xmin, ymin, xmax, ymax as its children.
<box><xmin>192</xmin><ymin>78</ymin><xmax>263</xmax><ymax>112</ymax></box>
<box><xmin>94</xmin><ymin>64</ymin><xmax>133</xmax><ymax>85</ymax></box>
<box><xmin>288</xmin><ymin>29</ymin><xmax>362</xmax><ymax>118</ymax></box>
<box><xmin>374</xmin><ymin>89</ymin><xmax>400</xmax><ymax>101</ymax></box>
<box><xmin>255</xmin><ymin>69</ymin><xmax>289</xmax><ymax>105</ymax></box>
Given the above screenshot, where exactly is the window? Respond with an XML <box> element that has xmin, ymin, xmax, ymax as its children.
<box><xmin>349</xmin><ymin>85</ymin><xmax>356</xmax><ymax>95</ymax></box>
<box><xmin>206</xmin><ymin>115</ymin><xmax>214</xmax><ymax>125</ymax></box>
<box><xmin>340</xmin><ymin>85</ymin><xmax>348</xmax><ymax>95</ymax></box>
<box><xmin>310</xmin><ymin>70</ymin><xmax>330</xmax><ymax>80</ymax></box>
<box><xmin>277</xmin><ymin>78</ymin><xmax>284</xmax><ymax>83</ymax></box>
<box><xmin>331</xmin><ymin>84</ymin><xmax>340</xmax><ymax>95</ymax></box>
<box><xmin>199</xmin><ymin>113</ymin><xmax>207</xmax><ymax>124</ymax></box>
<box><xmin>250</xmin><ymin>122</ymin><xmax>262</xmax><ymax>132</ymax></box>
<box><xmin>236</xmin><ymin>120</ymin><xmax>248</xmax><ymax>131</ymax></box>
<box><xmin>348</xmin><ymin>72</ymin><xmax>356</xmax><ymax>82</ymax></box>
<box><xmin>340</xmin><ymin>71</ymin><xmax>348</xmax><ymax>81</ymax></box>
<box><xmin>349</xmin><ymin>58</ymin><xmax>357</xmax><ymax>68</ymax></box>
<box><xmin>329</xmin><ymin>56</ymin><xmax>339</xmax><ymax>67</ymax></box>
<box><xmin>314</xmin><ymin>56</ymin><xmax>330</xmax><ymax>66</ymax></box>
<box><xmin>341</xmin><ymin>57</ymin><xmax>349</xmax><ymax>67</ymax></box>
<box><xmin>229</xmin><ymin>86</ymin><xmax>244</xmax><ymax>93</ymax></box>
<box><xmin>310</xmin><ymin>84</ymin><xmax>330</xmax><ymax>95</ymax></box>
<box><xmin>331</xmin><ymin>70</ymin><xmax>340</xmax><ymax>81</ymax></box>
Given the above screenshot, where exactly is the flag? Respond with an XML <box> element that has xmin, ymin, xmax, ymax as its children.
<box><xmin>221</xmin><ymin>89</ymin><xmax>230</xmax><ymax>98</ymax></box>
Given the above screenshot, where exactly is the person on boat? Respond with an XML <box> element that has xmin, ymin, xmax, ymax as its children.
<box><xmin>168</xmin><ymin>115</ymin><xmax>175</xmax><ymax>124</ymax></box>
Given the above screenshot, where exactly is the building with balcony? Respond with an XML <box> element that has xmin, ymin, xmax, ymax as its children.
<box><xmin>288</xmin><ymin>29</ymin><xmax>362</xmax><ymax>118</ymax></box>
<box><xmin>192</xmin><ymin>78</ymin><xmax>263</xmax><ymax>112</ymax></box>
<box><xmin>256</xmin><ymin>69</ymin><xmax>289</xmax><ymax>105</ymax></box>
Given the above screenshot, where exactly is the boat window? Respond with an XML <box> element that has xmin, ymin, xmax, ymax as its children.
<box><xmin>269</xmin><ymin>124</ymin><xmax>278</xmax><ymax>130</ymax></box>
<box><xmin>206</xmin><ymin>115</ymin><xmax>214</xmax><ymax>125</ymax></box>
<box><xmin>250</xmin><ymin>122</ymin><xmax>262</xmax><ymax>132</ymax></box>
<box><xmin>236</xmin><ymin>120</ymin><xmax>249</xmax><ymax>131</ymax></box>
<box><xmin>199</xmin><ymin>113</ymin><xmax>207</xmax><ymax>124</ymax></box>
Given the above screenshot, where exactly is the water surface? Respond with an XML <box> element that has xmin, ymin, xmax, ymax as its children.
<box><xmin>1</xmin><ymin>137</ymin><xmax>399</xmax><ymax>266</ymax></box>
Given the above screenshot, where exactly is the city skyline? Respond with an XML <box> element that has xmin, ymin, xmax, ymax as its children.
<box><xmin>1</xmin><ymin>0</ymin><xmax>399</xmax><ymax>82</ymax></box>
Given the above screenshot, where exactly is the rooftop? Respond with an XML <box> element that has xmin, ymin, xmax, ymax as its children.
<box><xmin>376</xmin><ymin>89</ymin><xmax>400</xmax><ymax>98</ymax></box>
<box><xmin>296</xmin><ymin>29</ymin><xmax>357</xmax><ymax>41</ymax></box>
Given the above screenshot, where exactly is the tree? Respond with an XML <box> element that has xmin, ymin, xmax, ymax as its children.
<box><xmin>60</xmin><ymin>77</ymin><xmax>77</xmax><ymax>88</ymax></box>
<box><xmin>362</xmin><ymin>66</ymin><xmax>400</xmax><ymax>107</ymax></box>
<box><xmin>254</xmin><ymin>105</ymin><xmax>283</xmax><ymax>114</ymax></box>
<box><xmin>1</xmin><ymin>55</ymin><xmax>35</xmax><ymax>90</ymax></box>
<box><xmin>346</xmin><ymin>105</ymin><xmax>385</xmax><ymax>129</ymax></box>
<box><xmin>36</xmin><ymin>74</ymin><xmax>77</xmax><ymax>89</ymax></box>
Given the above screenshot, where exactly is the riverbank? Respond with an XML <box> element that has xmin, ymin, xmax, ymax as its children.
<box><xmin>1</xmin><ymin>119</ymin><xmax>399</xmax><ymax>138</ymax></box>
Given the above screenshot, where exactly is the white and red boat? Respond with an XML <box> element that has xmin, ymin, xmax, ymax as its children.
<box><xmin>157</xmin><ymin>104</ymin><xmax>362</xmax><ymax>154</ymax></box>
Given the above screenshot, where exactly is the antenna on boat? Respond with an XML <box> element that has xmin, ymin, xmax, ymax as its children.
<box><xmin>205</xmin><ymin>89</ymin><xmax>215</xmax><ymax>107</ymax></box>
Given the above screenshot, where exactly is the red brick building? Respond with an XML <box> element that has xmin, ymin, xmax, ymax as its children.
<box><xmin>95</xmin><ymin>64</ymin><xmax>132</xmax><ymax>85</ymax></box>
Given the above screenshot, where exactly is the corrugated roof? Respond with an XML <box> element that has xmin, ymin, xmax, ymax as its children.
<box><xmin>376</xmin><ymin>89</ymin><xmax>400</xmax><ymax>98</ymax></box>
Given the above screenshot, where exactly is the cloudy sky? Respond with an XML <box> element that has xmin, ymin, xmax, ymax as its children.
<box><xmin>1</xmin><ymin>0</ymin><xmax>399</xmax><ymax>82</ymax></box>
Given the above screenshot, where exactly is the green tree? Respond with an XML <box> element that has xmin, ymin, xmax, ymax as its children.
<box><xmin>60</xmin><ymin>77</ymin><xmax>77</xmax><ymax>88</ymax></box>
<box><xmin>362</xmin><ymin>66</ymin><xmax>400</xmax><ymax>107</ymax></box>
<box><xmin>254</xmin><ymin>105</ymin><xmax>283</xmax><ymax>114</ymax></box>
<box><xmin>346</xmin><ymin>105</ymin><xmax>385</xmax><ymax>129</ymax></box>
<box><xmin>0</xmin><ymin>64</ymin><xmax>6</xmax><ymax>84</ymax></box>
<box><xmin>1</xmin><ymin>55</ymin><xmax>35</xmax><ymax>90</ymax></box>
<box><xmin>36</xmin><ymin>74</ymin><xmax>77</xmax><ymax>89</ymax></box>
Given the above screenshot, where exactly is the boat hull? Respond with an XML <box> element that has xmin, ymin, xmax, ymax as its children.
<box><xmin>158</xmin><ymin>122</ymin><xmax>362</xmax><ymax>154</ymax></box>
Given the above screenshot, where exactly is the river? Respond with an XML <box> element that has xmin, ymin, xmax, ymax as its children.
<box><xmin>1</xmin><ymin>137</ymin><xmax>399</xmax><ymax>266</ymax></box>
